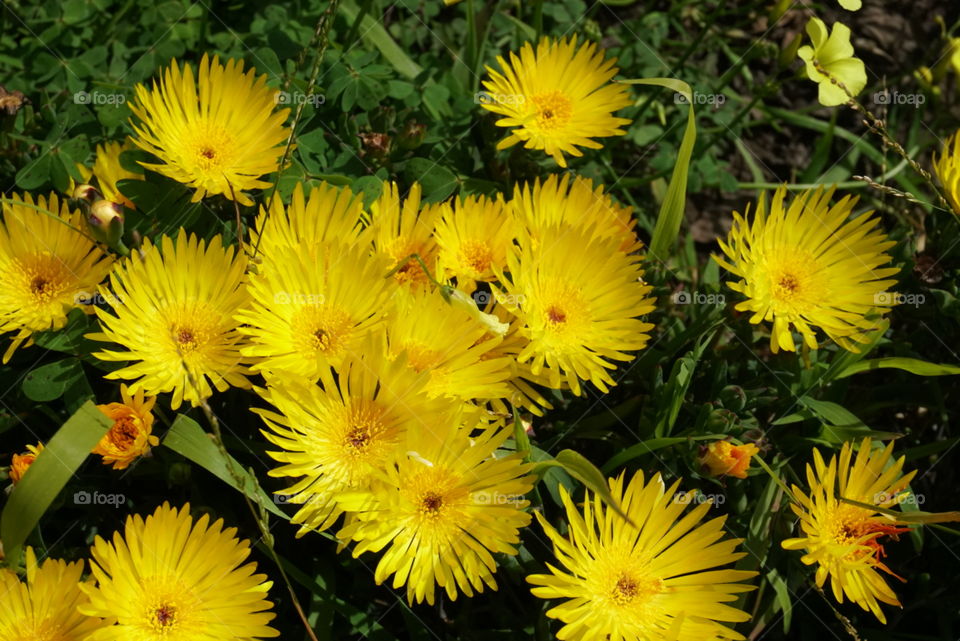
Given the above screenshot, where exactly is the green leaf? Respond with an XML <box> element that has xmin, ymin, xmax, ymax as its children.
<box><xmin>338</xmin><ymin>1</ymin><xmax>422</xmax><ymax>80</ymax></box>
<box><xmin>162</xmin><ymin>414</ymin><xmax>286</xmax><ymax>519</ymax></box>
<box><xmin>620</xmin><ymin>78</ymin><xmax>697</xmax><ymax>261</ymax></box>
<box><xmin>15</xmin><ymin>154</ymin><xmax>52</xmax><ymax>190</ymax></box>
<box><xmin>403</xmin><ymin>158</ymin><xmax>457</xmax><ymax>202</ymax></box>
<box><xmin>533</xmin><ymin>449</ymin><xmax>633</xmax><ymax>524</ymax></box>
<box><xmin>836</xmin><ymin>357</ymin><xmax>960</xmax><ymax>379</ymax></box>
<box><xmin>22</xmin><ymin>358</ymin><xmax>85</xmax><ymax>402</ymax></box>
<box><xmin>0</xmin><ymin>401</ymin><xmax>111</xmax><ymax>565</ymax></box>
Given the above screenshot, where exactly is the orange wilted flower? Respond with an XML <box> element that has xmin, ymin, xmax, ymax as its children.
<box><xmin>699</xmin><ymin>440</ymin><xmax>759</xmax><ymax>479</ymax></box>
<box><xmin>93</xmin><ymin>384</ymin><xmax>159</xmax><ymax>470</ymax></box>
<box><xmin>9</xmin><ymin>442</ymin><xmax>44</xmax><ymax>484</ymax></box>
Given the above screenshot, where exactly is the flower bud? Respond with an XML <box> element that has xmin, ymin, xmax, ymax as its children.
<box><xmin>73</xmin><ymin>183</ymin><xmax>102</xmax><ymax>202</ymax></box>
<box><xmin>88</xmin><ymin>199</ymin><xmax>125</xmax><ymax>248</ymax></box>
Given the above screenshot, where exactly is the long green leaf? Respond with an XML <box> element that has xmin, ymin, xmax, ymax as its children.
<box><xmin>602</xmin><ymin>434</ymin><xmax>723</xmax><ymax>473</ymax></box>
<box><xmin>837</xmin><ymin>357</ymin><xmax>960</xmax><ymax>379</ymax></box>
<box><xmin>162</xmin><ymin>414</ymin><xmax>286</xmax><ymax>519</ymax></box>
<box><xmin>339</xmin><ymin>2</ymin><xmax>422</xmax><ymax>79</ymax></box>
<box><xmin>621</xmin><ymin>78</ymin><xmax>697</xmax><ymax>261</ymax></box>
<box><xmin>1</xmin><ymin>401</ymin><xmax>112</xmax><ymax>565</ymax></box>
<box><xmin>533</xmin><ymin>449</ymin><xmax>633</xmax><ymax>524</ymax></box>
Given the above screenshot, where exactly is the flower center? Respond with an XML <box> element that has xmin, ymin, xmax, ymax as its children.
<box><xmin>16</xmin><ymin>256</ymin><xmax>70</xmax><ymax>305</ymax></box>
<box><xmin>532</xmin><ymin>91</ymin><xmax>573</xmax><ymax>130</ymax></box>
<box><xmin>609</xmin><ymin>572</ymin><xmax>662</xmax><ymax>607</ymax></box>
<box><xmin>458</xmin><ymin>240</ymin><xmax>493</xmax><ymax>275</ymax></box>
<box><xmin>400</xmin><ymin>343</ymin><xmax>444</xmax><ymax>373</ymax></box>
<box><xmin>173</xmin><ymin>325</ymin><xmax>199</xmax><ymax>352</ymax></box>
<box><xmin>545</xmin><ymin>305</ymin><xmax>567</xmax><ymax>324</ymax></box>
<box><xmin>291</xmin><ymin>304</ymin><xmax>353</xmax><ymax>360</ymax></box>
<box><xmin>154</xmin><ymin>603</ymin><xmax>177</xmax><ymax>628</ymax></box>
<box><xmin>108</xmin><ymin>414</ymin><xmax>140</xmax><ymax>448</ymax></box>
<box><xmin>420</xmin><ymin>491</ymin><xmax>444</xmax><ymax>514</ymax></box>
<box><xmin>189</xmin><ymin>122</ymin><xmax>235</xmax><ymax>174</ymax></box>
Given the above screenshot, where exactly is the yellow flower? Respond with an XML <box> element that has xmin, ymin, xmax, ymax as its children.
<box><xmin>129</xmin><ymin>54</ymin><xmax>290</xmax><ymax>205</ymax></box>
<box><xmin>0</xmin><ymin>547</ymin><xmax>106</xmax><ymax>640</ymax></box>
<box><xmin>934</xmin><ymin>130</ymin><xmax>960</xmax><ymax>216</ymax></box>
<box><xmin>79</xmin><ymin>503</ymin><xmax>279</xmax><ymax>639</ymax></box>
<box><xmin>236</xmin><ymin>242</ymin><xmax>394</xmax><ymax>384</ymax></box>
<box><xmin>89</xmin><ymin>230</ymin><xmax>251</xmax><ymax>409</ymax></box>
<box><xmin>433</xmin><ymin>193</ymin><xmax>516</xmax><ymax>287</ymax></box>
<box><xmin>839</xmin><ymin>0</ymin><xmax>861</xmax><ymax>9</ymax></box>
<box><xmin>250</xmin><ymin>181</ymin><xmax>368</xmax><ymax>258</ymax></box>
<box><xmin>528</xmin><ymin>471</ymin><xmax>756</xmax><ymax>641</ymax></box>
<box><xmin>339</xmin><ymin>418</ymin><xmax>534</xmax><ymax>605</ymax></box>
<box><xmin>256</xmin><ymin>342</ymin><xmax>451</xmax><ymax>535</ymax></box>
<box><xmin>0</xmin><ymin>192</ymin><xmax>113</xmax><ymax>362</ymax></box>
<box><xmin>511</xmin><ymin>173</ymin><xmax>642</xmax><ymax>253</ymax></box>
<box><xmin>9</xmin><ymin>443</ymin><xmax>43</xmax><ymax>484</ymax></box>
<box><xmin>699</xmin><ymin>441</ymin><xmax>759</xmax><ymax>479</ymax></box>
<box><xmin>94</xmin><ymin>384</ymin><xmax>159</xmax><ymax>470</ymax></box>
<box><xmin>714</xmin><ymin>186</ymin><xmax>898</xmax><ymax>354</ymax></box>
<box><xmin>495</xmin><ymin>224</ymin><xmax>656</xmax><ymax>396</ymax></box>
<box><xmin>782</xmin><ymin>438</ymin><xmax>917</xmax><ymax>623</ymax></box>
<box><xmin>385</xmin><ymin>287</ymin><xmax>513</xmax><ymax>402</ymax></box>
<box><xmin>369</xmin><ymin>181</ymin><xmax>446</xmax><ymax>288</ymax></box>
<box><xmin>797</xmin><ymin>18</ymin><xmax>867</xmax><ymax>107</ymax></box>
<box><xmin>480</xmin><ymin>37</ymin><xmax>632</xmax><ymax>167</ymax></box>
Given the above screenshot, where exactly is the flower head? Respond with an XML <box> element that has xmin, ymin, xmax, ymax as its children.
<box><xmin>0</xmin><ymin>192</ymin><xmax>113</xmax><ymax>362</ymax></box>
<box><xmin>89</xmin><ymin>229</ymin><xmax>251</xmax><ymax>409</ymax></box>
<box><xmin>250</xmin><ymin>181</ymin><xmax>368</xmax><ymax>258</ymax></box>
<box><xmin>9</xmin><ymin>443</ymin><xmax>43</xmax><ymax>484</ymax></box>
<box><xmin>94</xmin><ymin>384</ymin><xmax>159</xmax><ymax>470</ymax></box>
<box><xmin>256</xmin><ymin>343</ymin><xmax>449</xmax><ymax>535</ymax></box>
<box><xmin>369</xmin><ymin>182</ymin><xmax>446</xmax><ymax>288</ymax></box>
<box><xmin>495</xmin><ymin>224</ymin><xmax>655</xmax><ymax>396</ymax></box>
<box><xmin>714</xmin><ymin>186</ymin><xmax>898</xmax><ymax>353</ymax></box>
<box><xmin>385</xmin><ymin>287</ymin><xmax>512</xmax><ymax>402</ymax></box>
<box><xmin>80</xmin><ymin>502</ymin><xmax>279</xmax><ymax>639</ymax></box>
<box><xmin>129</xmin><ymin>54</ymin><xmax>290</xmax><ymax>205</ymax></box>
<box><xmin>699</xmin><ymin>441</ymin><xmax>759</xmax><ymax>479</ymax></box>
<box><xmin>481</xmin><ymin>37</ymin><xmax>632</xmax><ymax>166</ymax></box>
<box><xmin>934</xmin><ymin>130</ymin><xmax>960</xmax><ymax>216</ymax></box>
<box><xmin>433</xmin><ymin>193</ymin><xmax>516</xmax><ymax>287</ymax></box>
<box><xmin>237</xmin><ymin>242</ymin><xmax>394</xmax><ymax>384</ymax></box>
<box><xmin>511</xmin><ymin>173</ymin><xmax>642</xmax><ymax>253</ymax></box>
<box><xmin>0</xmin><ymin>547</ymin><xmax>105</xmax><ymax>640</ymax></box>
<box><xmin>339</xmin><ymin>418</ymin><xmax>534</xmax><ymax>605</ymax></box>
<box><xmin>797</xmin><ymin>18</ymin><xmax>867</xmax><ymax>106</ymax></box>
<box><xmin>528</xmin><ymin>471</ymin><xmax>756</xmax><ymax>641</ymax></box>
<box><xmin>782</xmin><ymin>438</ymin><xmax>917</xmax><ymax>623</ymax></box>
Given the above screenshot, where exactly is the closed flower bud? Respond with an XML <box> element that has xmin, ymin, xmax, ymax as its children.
<box><xmin>73</xmin><ymin>183</ymin><xmax>102</xmax><ymax>202</ymax></box>
<box><xmin>88</xmin><ymin>199</ymin><xmax>125</xmax><ymax>248</ymax></box>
